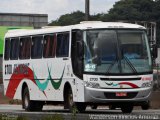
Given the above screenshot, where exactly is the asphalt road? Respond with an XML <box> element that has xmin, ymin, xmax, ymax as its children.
<box><xmin>0</xmin><ymin>105</ymin><xmax>160</xmax><ymax>120</ymax></box>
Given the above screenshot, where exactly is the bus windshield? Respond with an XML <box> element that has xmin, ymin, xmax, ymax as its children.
<box><xmin>83</xmin><ymin>29</ymin><xmax>152</xmax><ymax>75</ymax></box>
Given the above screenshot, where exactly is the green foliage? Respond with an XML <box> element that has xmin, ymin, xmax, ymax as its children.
<box><xmin>49</xmin><ymin>0</ymin><xmax>160</xmax><ymax>24</ymax></box>
<box><xmin>90</xmin><ymin>13</ymin><xmax>104</xmax><ymax>21</ymax></box>
<box><xmin>71</xmin><ymin>105</ymin><xmax>78</xmax><ymax>120</ymax></box>
<box><xmin>9</xmin><ymin>100</ymin><xmax>21</xmax><ymax>105</ymax></box>
<box><xmin>49</xmin><ymin>11</ymin><xmax>105</xmax><ymax>26</ymax></box>
<box><xmin>42</xmin><ymin>114</ymin><xmax>64</xmax><ymax>120</ymax></box>
<box><xmin>105</xmin><ymin>0</ymin><xmax>160</xmax><ymax>44</ymax></box>
<box><xmin>0</xmin><ymin>114</ymin><xmax>27</xmax><ymax>120</ymax></box>
<box><xmin>48</xmin><ymin>0</ymin><xmax>160</xmax><ymax>44</ymax></box>
<box><xmin>49</xmin><ymin>11</ymin><xmax>85</xmax><ymax>26</ymax></box>
<box><xmin>17</xmin><ymin>116</ymin><xmax>28</xmax><ymax>120</ymax></box>
<box><xmin>107</xmin><ymin>0</ymin><xmax>154</xmax><ymax>21</ymax></box>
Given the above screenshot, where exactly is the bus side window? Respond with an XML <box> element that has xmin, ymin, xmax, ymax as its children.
<box><xmin>31</xmin><ymin>36</ymin><xmax>43</xmax><ymax>59</ymax></box>
<box><xmin>4</xmin><ymin>39</ymin><xmax>10</xmax><ymax>60</ymax></box>
<box><xmin>19</xmin><ymin>37</ymin><xmax>31</xmax><ymax>59</ymax></box>
<box><xmin>56</xmin><ymin>33</ymin><xmax>69</xmax><ymax>57</ymax></box>
<box><xmin>43</xmin><ymin>34</ymin><xmax>56</xmax><ymax>58</ymax></box>
<box><xmin>10</xmin><ymin>38</ymin><xmax>19</xmax><ymax>60</ymax></box>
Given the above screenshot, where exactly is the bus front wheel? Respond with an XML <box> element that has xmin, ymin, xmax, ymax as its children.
<box><xmin>91</xmin><ymin>105</ymin><xmax>98</xmax><ymax>109</ymax></box>
<box><xmin>121</xmin><ymin>104</ymin><xmax>133</xmax><ymax>113</ymax></box>
<box><xmin>65</xmin><ymin>88</ymin><xmax>86</xmax><ymax>113</ymax></box>
<box><xmin>141</xmin><ymin>101</ymin><xmax>150</xmax><ymax>110</ymax></box>
<box><xmin>22</xmin><ymin>87</ymin><xmax>43</xmax><ymax>111</ymax></box>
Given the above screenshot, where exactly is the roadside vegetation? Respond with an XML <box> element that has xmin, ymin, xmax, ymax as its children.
<box><xmin>42</xmin><ymin>114</ymin><xmax>64</xmax><ymax>120</ymax></box>
<box><xmin>49</xmin><ymin>0</ymin><xmax>160</xmax><ymax>46</ymax></box>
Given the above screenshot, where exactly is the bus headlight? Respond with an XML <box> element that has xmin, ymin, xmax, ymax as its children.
<box><xmin>141</xmin><ymin>81</ymin><xmax>153</xmax><ymax>88</ymax></box>
<box><xmin>85</xmin><ymin>81</ymin><xmax>100</xmax><ymax>89</ymax></box>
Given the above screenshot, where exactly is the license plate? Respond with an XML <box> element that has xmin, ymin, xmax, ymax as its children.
<box><xmin>116</xmin><ymin>92</ymin><xmax>127</xmax><ymax>97</ymax></box>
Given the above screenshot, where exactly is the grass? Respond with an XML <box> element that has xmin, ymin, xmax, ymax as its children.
<box><xmin>0</xmin><ymin>94</ymin><xmax>11</xmax><ymax>104</ymax></box>
<box><xmin>17</xmin><ymin>116</ymin><xmax>28</xmax><ymax>120</ymax></box>
<box><xmin>42</xmin><ymin>114</ymin><xmax>64</xmax><ymax>120</ymax></box>
<box><xmin>0</xmin><ymin>88</ymin><xmax>21</xmax><ymax>105</ymax></box>
<box><xmin>0</xmin><ymin>114</ymin><xmax>28</xmax><ymax>120</ymax></box>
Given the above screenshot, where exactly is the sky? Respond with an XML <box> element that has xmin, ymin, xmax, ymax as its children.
<box><xmin>0</xmin><ymin>0</ymin><xmax>120</xmax><ymax>22</ymax></box>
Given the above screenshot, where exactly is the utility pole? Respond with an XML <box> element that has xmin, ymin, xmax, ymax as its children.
<box><xmin>85</xmin><ymin>0</ymin><xmax>90</xmax><ymax>21</ymax></box>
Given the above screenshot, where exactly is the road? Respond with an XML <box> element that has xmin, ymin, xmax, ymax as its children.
<box><xmin>0</xmin><ymin>105</ymin><xmax>160</xmax><ymax>120</ymax></box>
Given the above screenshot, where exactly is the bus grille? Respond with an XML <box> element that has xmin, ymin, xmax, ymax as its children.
<box><xmin>104</xmin><ymin>92</ymin><xmax>138</xmax><ymax>99</ymax></box>
<box><xmin>100</xmin><ymin>77</ymin><xmax>141</xmax><ymax>81</ymax></box>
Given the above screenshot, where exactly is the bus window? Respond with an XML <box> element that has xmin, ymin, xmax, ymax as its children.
<box><xmin>31</xmin><ymin>36</ymin><xmax>43</xmax><ymax>59</ymax></box>
<box><xmin>56</xmin><ymin>33</ymin><xmax>69</xmax><ymax>57</ymax></box>
<box><xmin>10</xmin><ymin>38</ymin><xmax>19</xmax><ymax>60</ymax></box>
<box><xmin>43</xmin><ymin>34</ymin><xmax>56</xmax><ymax>58</ymax></box>
<box><xmin>4</xmin><ymin>39</ymin><xmax>10</xmax><ymax>60</ymax></box>
<box><xmin>71</xmin><ymin>30</ymin><xmax>83</xmax><ymax>79</ymax></box>
<box><xmin>19</xmin><ymin>37</ymin><xmax>31</xmax><ymax>59</ymax></box>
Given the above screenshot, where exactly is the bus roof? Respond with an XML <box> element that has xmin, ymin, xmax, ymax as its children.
<box><xmin>5</xmin><ymin>21</ymin><xmax>146</xmax><ymax>38</ymax></box>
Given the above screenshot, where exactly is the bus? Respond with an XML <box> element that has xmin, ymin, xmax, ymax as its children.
<box><xmin>3</xmin><ymin>21</ymin><xmax>156</xmax><ymax>113</ymax></box>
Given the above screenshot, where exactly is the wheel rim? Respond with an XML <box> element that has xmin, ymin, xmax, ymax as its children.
<box><xmin>68</xmin><ymin>90</ymin><xmax>73</xmax><ymax>107</ymax></box>
<box><xmin>24</xmin><ymin>93</ymin><xmax>29</xmax><ymax>108</ymax></box>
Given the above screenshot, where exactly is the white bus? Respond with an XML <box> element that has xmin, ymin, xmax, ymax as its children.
<box><xmin>3</xmin><ymin>22</ymin><xmax>156</xmax><ymax>113</ymax></box>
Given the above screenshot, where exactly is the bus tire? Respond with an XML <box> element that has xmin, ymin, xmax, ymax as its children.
<box><xmin>65</xmin><ymin>88</ymin><xmax>86</xmax><ymax>113</ymax></box>
<box><xmin>75</xmin><ymin>102</ymin><xmax>86</xmax><ymax>113</ymax></box>
<box><xmin>121</xmin><ymin>104</ymin><xmax>133</xmax><ymax>113</ymax></box>
<box><xmin>109</xmin><ymin>105</ymin><xmax>116</xmax><ymax>110</ymax></box>
<box><xmin>22</xmin><ymin>87</ymin><xmax>43</xmax><ymax>111</ymax></box>
<box><xmin>91</xmin><ymin>105</ymin><xmax>98</xmax><ymax>109</ymax></box>
<box><xmin>141</xmin><ymin>101</ymin><xmax>150</xmax><ymax>110</ymax></box>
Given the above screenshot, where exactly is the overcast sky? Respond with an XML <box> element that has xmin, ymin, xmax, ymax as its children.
<box><xmin>0</xmin><ymin>0</ymin><xmax>120</xmax><ymax>22</ymax></box>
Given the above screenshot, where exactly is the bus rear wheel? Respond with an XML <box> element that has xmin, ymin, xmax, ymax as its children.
<box><xmin>22</xmin><ymin>87</ymin><xmax>43</xmax><ymax>111</ymax></box>
<box><xmin>65</xmin><ymin>88</ymin><xmax>86</xmax><ymax>113</ymax></box>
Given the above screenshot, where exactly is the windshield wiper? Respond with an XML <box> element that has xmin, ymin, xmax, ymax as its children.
<box><xmin>106</xmin><ymin>56</ymin><xmax>138</xmax><ymax>74</ymax></box>
<box><xmin>106</xmin><ymin>60</ymin><xmax>118</xmax><ymax>74</ymax></box>
<box><xmin>123</xmin><ymin>56</ymin><xmax>137</xmax><ymax>74</ymax></box>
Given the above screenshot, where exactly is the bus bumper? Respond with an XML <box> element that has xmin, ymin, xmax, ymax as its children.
<box><xmin>84</xmin><ymin>87</ymin><xmax>152</xmax><ymax>103</ymax></box>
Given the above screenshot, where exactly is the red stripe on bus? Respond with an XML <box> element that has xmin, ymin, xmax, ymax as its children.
<box><xmin>119</xmin><ymin>82</ymin><xmax>139</xmax><ymax>88</ymax></box>
<box><xmin>6</xmin><ymin>65</ymin><xmax>35</xmax><ymax>99</ymax></box>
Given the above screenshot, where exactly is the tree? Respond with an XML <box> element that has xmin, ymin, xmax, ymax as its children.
<box><xmin>101</xmin><ymin>0</ymin><xmax>160</xmax><ymax>44</ymax></box>
<box><xmin>106</xmin><ymin>0</ymin><xmax>154</xmax><ymax>21</ymax></box>
<box><xmin>48</xmin><ymin>0</ymin><xmax>160</xmax><ymax>44</ymax></box>
<box><xmin>49</xmin><ymin>11</ymin><xmax>85</xmax><ymax>26</ymax></box>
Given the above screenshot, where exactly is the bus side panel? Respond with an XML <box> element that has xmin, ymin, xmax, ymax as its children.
<box><xmin>14</xmin><ymin>79</ymin><xmax>47</xmax><ymax>100</ymax></box>
<box><xmin>52</xmin><ymin>59</ymin><xmax>77</xmax><ymax>102</ymax></box>
<box><xmin>74</xmin><ymin>78</ymin><xmax>85</xmax><ymax>102</ymax></box>
<box><xmin>3</xmin><ymin>61</ymin><xmax>15</xmax><ymax>98</ymax></box>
